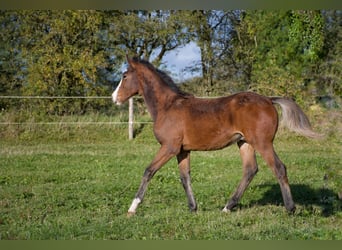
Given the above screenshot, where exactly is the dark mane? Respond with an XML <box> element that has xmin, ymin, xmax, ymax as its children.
<box><xmin>132</xmin><ymin>57</ymin><xmax>193</xmax><ymax>98</ymax></box>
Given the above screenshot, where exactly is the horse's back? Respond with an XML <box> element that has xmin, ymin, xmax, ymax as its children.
<box><xmin>184</xmin><ymin>92</ymin><xmax>275</xmax><ymax>120</ymax></box>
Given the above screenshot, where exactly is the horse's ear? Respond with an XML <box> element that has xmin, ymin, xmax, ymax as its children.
<box><xmin>126</xmin><ymin>54</ymin><xmax>136</xmax><ymax>69</ymax></box>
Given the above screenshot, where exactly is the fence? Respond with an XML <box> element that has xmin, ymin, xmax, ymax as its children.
<box><xmin>0</xmin><ymin>96</ymin><xmax>151</xmax><ymax>140</ymax></box>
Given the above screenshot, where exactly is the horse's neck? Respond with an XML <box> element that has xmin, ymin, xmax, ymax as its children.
<box><xmin>140</xmin><ymin>76</ymin><xmax>177</xmax><ymax>121</ymax></box>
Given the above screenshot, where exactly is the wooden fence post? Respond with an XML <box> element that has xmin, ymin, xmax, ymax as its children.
<box><xmin>128</xmin><ymin>97</ymin><xmax>134</xmax><ymax>140</ymax></box>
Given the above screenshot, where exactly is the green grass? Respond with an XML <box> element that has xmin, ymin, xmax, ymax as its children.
<box><xmin>0</xmin><ymin>121</ymin><xmax>341</xmax><ymax>239</ymax></box>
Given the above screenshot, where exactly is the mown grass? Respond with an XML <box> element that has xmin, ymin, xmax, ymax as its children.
<box><xmin>0</xmin><ymin>111</ymin><xmax>341</xmax><ymax>239</ymax></box>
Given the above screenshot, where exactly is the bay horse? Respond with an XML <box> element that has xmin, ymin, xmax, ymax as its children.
<box><xmin>112</xmin><ymin>56</ymin><xmax>320</xmax><ymax>216</ymax></box>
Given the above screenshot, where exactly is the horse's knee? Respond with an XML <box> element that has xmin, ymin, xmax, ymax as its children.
<box><xmin>143</xmin><ymin>166</ymin><xmax>161</xmax><ymax>182</ymax></box>
<box><xmin>274</xmin><ymin>162</ymin><xmax>288</xmax><ymax>180</ymax></box>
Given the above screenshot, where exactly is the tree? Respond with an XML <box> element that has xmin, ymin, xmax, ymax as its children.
<box><xmin>313</xmin><ymin>10</ymin><xmax>342</xmax><ymax>103</ymax></box>
<box><xmin>184</xmin><ymin>10</ymin><xmax>240</xmax><ymax>95</ymax></box>
<box><xmin>231</xmin><ymin>10</ymin><xmax>326</xmax><ymax>105</ymax></box>
<box><xmin>106</xmin><ymin>10</ymin><xmax>192</xmax><ymax>66</ymax></box>
<box><xmin>0</xmin><ymin>11</ymin><xmax>26</xmax><ymax>109</ymax></box>
<box><xmin>1</xmin><ymin>10</ymin><xmax>339</xmax><ymax>115</ymax></box>
<box><xmin>1</xmin><ymin>10</ymin><xmax>197</xmax><ymax>115</ymax></box>
<box><xmin>17</xmin><ymin>10</ymin><xmax>110</xmax><ymax>115</ymax></box>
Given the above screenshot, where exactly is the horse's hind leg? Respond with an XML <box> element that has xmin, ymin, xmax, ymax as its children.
<box><xmin>257</xmin><ymin>143</ymin><xmax>296</xmax><ymax>213</ymax></box>
<box><xmin>223</xmin><ymin>141</ymin><xmax>258</xmax><ymax>212</ymax></box>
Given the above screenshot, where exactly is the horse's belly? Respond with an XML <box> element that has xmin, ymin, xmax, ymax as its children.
<box><xmin>183</xmin><ymin>130</ymin><xmax>242</xmax><ymax>151</ymax></box>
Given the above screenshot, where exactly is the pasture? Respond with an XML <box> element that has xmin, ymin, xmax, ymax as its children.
<box><xmin>0</xmin><ymin>111</ymin><xmax>341</xmax><ymax>240</ymax></box>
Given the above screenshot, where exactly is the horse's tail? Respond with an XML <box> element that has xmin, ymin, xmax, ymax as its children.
<box><xmin>271</xmin><ymin>97</ymin><xmax>322</xmax><ymax>139</ymax></box>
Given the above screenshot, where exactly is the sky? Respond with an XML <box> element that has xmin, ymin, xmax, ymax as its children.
<box><xmin>119</xmin><ymin>42</ymin><xmax>201</xmax><ymax>83</ymax></box>
<box><xmin>160</xmin><ymin>41</ymin><xmax>202</xmax><ymax>82</ymax></box>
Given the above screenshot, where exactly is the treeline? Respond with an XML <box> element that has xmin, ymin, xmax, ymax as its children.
<box><xmin>0</xmin><ymin>10</ymin><xmax>341</xmax><ymax>115</ymax></box>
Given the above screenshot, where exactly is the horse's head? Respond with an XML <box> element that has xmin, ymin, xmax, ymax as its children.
<box><xmin>112</xmin><ymin>57</ymin><xmax>140</xmax><ymax>105</ymax></box>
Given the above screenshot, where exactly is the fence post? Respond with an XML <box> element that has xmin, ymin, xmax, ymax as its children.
<box><xmin>128</xmin><ymin>97</ymin><xmax>134</xmax><ymax>140</ymax></box>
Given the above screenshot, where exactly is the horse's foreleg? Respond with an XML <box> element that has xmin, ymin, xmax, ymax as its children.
<box><xmin>177</xmin><ymin>150</ymin><xmax>197</xmax><ymax>212</ymax></box>
<box><xmin>127</xmin><ymin>146</ymin><xmax>176</xmax><ymax>216</ymax></box>
<box><xmin>223</xmin><ymin>141</ymin><xmax>258</xmax><ymax>212</ymax></box>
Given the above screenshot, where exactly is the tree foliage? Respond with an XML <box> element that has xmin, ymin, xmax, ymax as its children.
<box><xmin>21</xmin><ymin>10</ymin><xmax>110</xmax><ymax>114</ymax></box>
<box><xmin>0</xmin><ymin>11</ymin><xmax>25</xmax><ymax>109</ymax></box>
<box><xmin>0</xmin><ymin>10</ymin><xmax>340</xmax><ymax>115</ymax></box>
<box><xmin>182</xmin><ymin>10</ymin><xmax>241</xmax><ymax>95</ymax></box>
<box><xmin>222</xmin><ymin>10</ymin><xmax>332</xmax><ymax>106</ymax></box>
<box><xmin>106</xmin><ymin>10</ymin><xmax>192</xmax><ymax>65</ymax></box>
<box><xmin>314</xmin><ymin>10</ymin><xmax>342</xmax><ymax>103</ymax></box>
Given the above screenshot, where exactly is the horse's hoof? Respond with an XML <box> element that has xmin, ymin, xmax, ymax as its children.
<box><xmin>222</xmin><ymin>207</ymin><xmax>231</xmax><ymax>213</ymax></box>
<box><xmin>126</xmin><ymin>211</ymin><xmax>136</xmax><ymax>218</ymax></box>
<box><xmin>286</xmin><ymin>205</ymin><xmax>296</xmax><ymax>215</ymax></box>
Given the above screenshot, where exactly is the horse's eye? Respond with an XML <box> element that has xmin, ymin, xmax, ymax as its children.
<box><xmin>123</xmin><ymin>75</ymin><xmax>127</xmax><ymax>79</ymax></box>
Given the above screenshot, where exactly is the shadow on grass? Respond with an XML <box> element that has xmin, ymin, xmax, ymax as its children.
<box><xmin>248</xmin><ymin>184</ymin><xmax>341</xmax><ymax>217</ymax></box>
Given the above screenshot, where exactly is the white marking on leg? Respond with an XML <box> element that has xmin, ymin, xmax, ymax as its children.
<box><xmin>112</xmin><ymin>78</ymin><xmax>122</xmax><ymax>105</ymax></box>
<box><xmin>128</xmin><ymin>198</ymin><xmax>141</xmax><ymax>213</ymax></box>
<box><xmin>222</xmin><ymin>207</ymin><xmax>230</xmax><ymax>213</ymax></box>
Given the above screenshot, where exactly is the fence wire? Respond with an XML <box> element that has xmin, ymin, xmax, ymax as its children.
<box><xmin>0</xmin><ymin>96</ymin><xmax>111</xmax><ymax>99</ymax></box>
<box><xmin>0</xmin><ymin>96</ymin><xmax>152</xmax><ymax>126</ymax></box>
<box><xmin>0</xmin><ymin>122</ymin><xmax>153</xmax><ymax>125</ymax></box>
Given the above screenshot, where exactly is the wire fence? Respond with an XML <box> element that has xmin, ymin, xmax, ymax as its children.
<box><xmin>0</xmin><ymin>121</ymin><xmax>153</xmax><ymax>125</ymax></box>
<box><xmin>0</xmin><ymin>95</ymin><xmax>112</xmax><ymax>100</ymax></box>
<box><xmin>0</xmin><ymin>96</ymin><xmax>152</xmax><ymax>139</ymax></box>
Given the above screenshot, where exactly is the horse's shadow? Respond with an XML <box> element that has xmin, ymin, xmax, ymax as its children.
<box><xmin>246</xmin><ymin>184</ymin><xmax>341</xmax><ymax>217</ymax></box>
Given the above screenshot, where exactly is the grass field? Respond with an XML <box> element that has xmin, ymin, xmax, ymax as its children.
<box><xmin>0</xmin><ymin>111</ymin><xmax>341</xmax><ymax>239</ymax></box>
